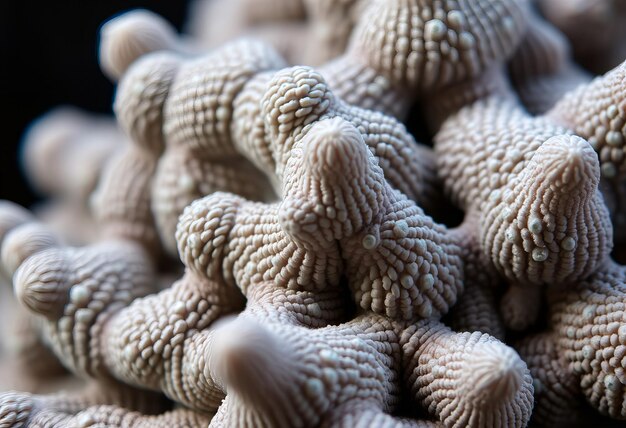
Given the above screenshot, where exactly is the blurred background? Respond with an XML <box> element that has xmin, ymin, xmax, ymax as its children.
<box><xmin>0</xmin><ymin>1</ymin><xmax>187</xmax><ymax>207</ymax></box>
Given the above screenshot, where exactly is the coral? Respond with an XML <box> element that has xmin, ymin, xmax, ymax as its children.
<box><xmin>99</xmin><ymin>10</ymin><xmax>190</xmax><ymax>82</ymax></box>
<box><xmin>21</xmin><ymin>108</ymin><xmax>123</xmax><ymax>245</ymax></box>
<box><xmin>547</xmin><ymin>60</ymin><xmax>626</xmax><ymax>179</ymax></box>
<box><xmin>186</xmin><ymin>0</ymin><xmax>306</xmax><ymax>53</ymax></box>
<box><xmin>0</xmin><ymin>203</ymin><xmax>68</xmax><ymax>391</ymax></box>
<box><xmin>0</xmin><ymin>380</ymin><xmax>170</xmax><ymax>428</ymax></box>
<box><xmin>301</xmin><ymin>0</ymin><xmax>366</xmax><ymax>65</ymax></box>
<box><xmin>435</xmin><ymin>90</ymin><xmax>612</xmax><ymax>308</ymax></box>
<box><xmin>549</xmin><ymin>261</ymin><xmax>626</xmax><ymax>419</ymax></box>
<box><xmin>319</xmin><ymin>0</ymin><xmax>528</xmax><ymax>118</ymax></box>
<box><xmin>507</xmin><ymin>8</ymin><xmax>590</xmax><ymax>115</ymax></box>
<box><xmin>443</xmin><ymin>215</ymin><xmax>505</xmax><ymax>340</ymax></box>
<box><xmin>5</xmin><ymin>0</ymin><xmax>626</xmax><ymax>426</ymax></box>
<box><xmin>186</xmin><ymin>0</ymin><xmax>366</xmax><ymax>65</ymax></box>
<box><xmin>513</xmin><ymin>260</ymin><xmax>626</xmax><ymax>425</ymax></box>
<box><xmin>538</xmin><ymin>0</ymin><xmax>626</xmax><ymax>74</ymax></box>
<box><xmin>174</xmin><ymin>117</ymin><xmax>460</xmax><ymax>320</ymax></box>
<box><xmin>106</xmin><ymin>21</ymin><xmax>442</xmax><ymax>254</ymax></box>
<box><xmin>0</xmin><ymin>118</ymin><xmax>533</xmax><ymax>426</ymax></box>
<box><xmin>11</xmin><ymin>405</ymin><xmax>211</xmax><ymax>428</ymax></box>
<box><xmin>401</xmin><ymin>321</ymin><xmax>533</xmax><ymax>427</ymax></box>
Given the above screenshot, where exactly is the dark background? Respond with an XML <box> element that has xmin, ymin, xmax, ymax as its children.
<box><xmin>0</xmin><ymin>1</ymin><xmax>189</xmax><ymax>208</ymax></box>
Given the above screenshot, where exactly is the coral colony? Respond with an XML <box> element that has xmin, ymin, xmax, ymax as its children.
<box><xmin>3</xmin><ymin>0</ymin><xmax>626</xmax><ymax>427</ymax></box>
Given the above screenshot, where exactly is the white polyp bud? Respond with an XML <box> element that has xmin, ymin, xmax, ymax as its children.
<box><xmin>582</xmin><ymin>345</ymin><xmax>594</xmax><ymax>359</ymax></box>
<box><xmin>561</xmin><ymin>237</ymin><xmax>576</xmax><ymax>251</ymax></box>
<box><xmin>505</xmin><ymin>227</ymin><xmax>517</xmax><ymax>242</ymax></box>
<box><xmin>400</xmin><ymin>275</ymin><xmax>414</xmax><ymax>289</ymax></box>
<box><xmin>531</xmin><ymin>247</ymin><xmax>548</xmax><ymax>262</ymax></box>
<box><xmin>566</xmin><ymin>327</ymin><xmax>576</xmax><ymax>339</ymax></box>
<box><xmin>604</xmin><ymin>374</ymin><xmax>621</xmax><ymax>391</ymax></box>
<box><xmin>532</xmin><ymin>378</ymin><xmax>543</xmax><ymax>395</ymax></box>
<box><xmin>447</xmin><ymin>10</ymin><xmax>465</xmax><ymax>30</ymax></box>
<box><xmin>319</xmin><ymin>349</ymin><xmax>339</xmax><ymax>363</ymax></box>
<box><xmin>607</xmin><ymin>105</ymin><xmax>619</xmax><ymax>119</ymax></box>
<box><xmin>362</xmin><ymin>234</ymin><xmax>378</xmax><ymax>250</ymax></box>
<box><xmin>187</xmin><ymin>234</ymin><xmax>201</xmax><ymax>250</ymax></box>
<box><xmin>393</xmin><ymin>220</ymin><xmax>409</xmax><ymax>238</ymax></box>
<box><xmin>425</xmin><ymin>19</ymin><xmax>447</xmax><ymax>42</ymax></box>
<box><xmin>172</xmin><ymin>301</ymin><xmax>186</xmax><ymax>315</ymax></box>
<box><xmin>421</xmin><ymin>274</ymin><xmax>435</xmax><ymax>289</ymax></box>
<box><xmin>606</xmin><ymin>131</ymin><xmax>623</xmax><ymax>147</ymax></box>
<box><xmin>528</xmin><ymin>217</ymin><xmax>542</xmax><ymax>234</ymax></box>
<box><xmin>70</xmin><ymin>285</ymin><xmax>90</xmax><ymax>306</ymax></box>
<box><xmin>501</xmin><ymin>207</ymin><xmax>512</xmax><ymax>220</ymax></box>
<box><xmin>305</xmin><ymin>378</ymin><xmax>324</xmax><ymax>398</ymax></box>
<box><xmin>582</xmin><ymin>305</ymin><xmax>596</xmax><ymax>320</ymax></box>
<box><xmin>489</xmin><ymin>189</ymin><xmax>501</xmax><ymax>201</ymax></box>
<box><xmin>503</xmin><ymin>17</ymin><xmax>515</xmax><ymax>33</ymax></box>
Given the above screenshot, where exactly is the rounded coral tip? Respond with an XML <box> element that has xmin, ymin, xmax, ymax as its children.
<box><xmin>1</xmin><ymin>223</ymin><xmax>60</xmax><ymax>277</ymax></box>
<box><xmin>538</xmin><ymin>135</ymin><xmax>600</xmax><ymax>191</ymax></box>
<box><xmin>99</xmin><ymin>9</ymin><xmax>178</xmax><ymax>80</ymax></box>
<box><xmin>13</xmin><ymin>250</ymin><xmax>70</xmax><ymax>320</ymax></box>
<box><xmin>211</xmin><ymin>317</ymin><xmax>285</xmax><ymax>396</ymax></box>
<box><xmin>302</xmin><ymin>117</ymin><xmax>369</xmax><ymax>178</ymax></box>
<box><xmin>463</xmin><ymin>342</ymin><xmax>528</xmax><ymax>404</ymax></box>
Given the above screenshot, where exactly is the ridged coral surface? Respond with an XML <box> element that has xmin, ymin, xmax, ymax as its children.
<box><xmin>2</xmin><ymin>0</ymin><xmax>626</xmax><ymax>427</ymax></box>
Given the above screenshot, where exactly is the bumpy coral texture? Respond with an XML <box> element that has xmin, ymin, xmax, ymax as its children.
<box><xmin>0</xmin><ymin>117</ymin><xmax>535</xmax><ymax>427</ymax></box>
<box><xmin>6</xmin><ymin>0</ymin><xmax>626</xmax><ymax>427</ymax></box>
<box><xmin>547</xmin><ymin>61</ymin><xmax>626</xmax><ymax>179</ymax></box>
<box><xmin>111</xmin><ymin>26</ymin><xmax>443</xmax><ymax>254</ymax></box>
<box><xmin>178</xmin><ymin>117</ymin><xmax>461</xmax><ymax>319</ymax></box>
<box><xmin>436</xmin><ymin>92</ymin><xmax>612</xmax><ymax>292</ymax></box>
<box><xmin>550</xmin><ymin>262</ymin><xmax>626</xmax><ymax>419</ymax></box>
<box><xmin>0</xmin><ymin>203</ymin><xmax>69</xmax><ymax>393</ymax></box>
<box><xmin>319</xmin><ymin>0</ymin><xmax>528</xmax><ymax>118</ymax></box>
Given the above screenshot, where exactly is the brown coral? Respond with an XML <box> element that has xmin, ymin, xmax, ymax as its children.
<box><xmin>549</xmin><ymin>261</ymin><xmax>626</xmax><ymax>419</ymax></box>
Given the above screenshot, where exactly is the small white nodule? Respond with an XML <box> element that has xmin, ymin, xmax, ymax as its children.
<box><xmin>362</xmin><ymin>234</ymin><xmax>378</xmax><ymax>250</ymax></box>
<box><xmin>531</xmin><ymin>247</ymin><xmax>548</xmax><ymax>262</ymax></box>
